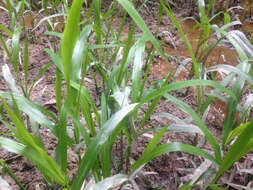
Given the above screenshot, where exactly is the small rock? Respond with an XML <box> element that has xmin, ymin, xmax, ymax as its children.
<box><xmin>0</xmin><ymin>177</ymin><xmax>12</xmax><ymax>190</ymax></box>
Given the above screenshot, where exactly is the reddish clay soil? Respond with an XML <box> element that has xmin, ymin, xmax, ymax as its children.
<box><xmin>1</xmin><ymin>1</ymin><xmax>253</xmax><ymax>189</ymax></box>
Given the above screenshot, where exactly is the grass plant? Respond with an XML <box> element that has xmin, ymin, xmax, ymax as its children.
<box><xmin>0</xmin><ymin>0</ymin><xmax>253</xmax><ymax>189</ymax></box>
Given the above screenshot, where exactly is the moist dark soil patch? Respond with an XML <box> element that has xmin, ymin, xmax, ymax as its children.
<box><xmin>1</xmin><ymin>1</ymin><xmax>253</xmax><ymax>190</ymax></box>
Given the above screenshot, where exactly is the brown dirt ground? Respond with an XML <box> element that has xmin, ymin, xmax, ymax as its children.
<box><xmin>1</xmin><ymin>1</ymin><xmax>253</xmax><ymax>190</ymax></box>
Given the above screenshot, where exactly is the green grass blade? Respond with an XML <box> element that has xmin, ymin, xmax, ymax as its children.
<box><xmin>117</xmin><ymin>0</ymin><xmax>168</xmax><ymax>64</ymax></box>
<box><xmin>0</xmin><ymin>24</ymin><xmax>13</xmax><ymax>37</ymax></box>
<box><xmin>0</xmin><ymin>91</ymin><xmax>57</xmax><ymax>135</ymax></box>
<box><xmin>131</xmin><ymin>35</ymin><xmax>146</xmax><ymax>103</ymax></box>
<box><xmin>117</xmin><ymin>23</ymin><xmax>135</xmax><ymax>86</ymax></box>
<box><xmin>131</xmin><ymin>142</ymin><xmax>218</xmax><ymax>172</ymax></box>
<box><xmin>52</xmin><ymin>0</ymin><xmax>61</xmax><ymax>8</ymax></box>
<box><xmin>198</xmin><ymin>0</ymin><xmax>210</xmax><ymax>49</ymax></box>
<box><xmin>206</xmin><ymin>64</ymin><xmax>253</xmax><ymax>84</ymax></box>
<box><xmin>219</xmin><ymin>31</ymin><xmax>252</xmax><ymax>145</ymax></box>
<box><xmin>200</xmin><ymin>66</ymin><xmax>240</xmax><ymax>114</ymax></box>
<box><xmin>24</xmin><ymin>32</ymin><xmax>28</xmax><ymax>95</ymax></box>
<box><xmin>28</xmin><ymin>62</ymin><xmax>53</xmax><ymax>97</ymax></box>
<box><xmin>42</xmin><ymin>0</ymin><xmax>48</xmax><ymax>15</ymax></box>
<box><xmin>163</xmin><ymin>94</ymin><xmax>222</xmax><ymax>163</ymax></box>
<box><xmin>160</xmin><ymin>0</ymin><xmax>201</xmax><ymax>109</ymax></box>
<box><xmin>100</xmin><ymin>141</ymin><xmax>111</xmax><ymax>178</ymax></box>
<box><xmin>2</xmin><ymin>99</ymin><xmax>40</xmax><ymax>147</ymax></box>
<box><xmin>71</xmin><ymin>24</ymin><xmax>92</xmax><ymax>83</ymax></box>
<box><xmin>100</xmin><ymin>93</ymin><xmax>111</xmax><ymax>177</ymax></box>
<box><xmin>92</xmin><ymin>0</ymin><xmax>102</xmax><ymax>45</ymax></box>
<box><xmin>70</xmin><ymin>81</ymin><xmax>101</xmax><ymax>125</ymax></box>
<box><xmin>223</xmin><ymin>70</ymin><xmax>249</xmax><ymax>145</ymax></box>
<box><xmin>45</xmin><ymin>48</ymin><xmax>63</xmax><ymax>72</ymax></box>
<box><xmin>0</xmin><ymin>119</ymin><xmax>17</xmax><ymax>135</ymax></box>
<box><xmin>56</xmin><ymin>102</ymin><xmax>69</xmax><ymax>173</ymax></box>
<box><xmin>0</xmin><ymin>34</ymin><xmax>11</xmax><ymax>58</ymax></box>
<box><xmin>101</xmin><ymin>92</ymin><xmax>108</xmax><ymax>126</ymax></box>
<box><xmin>0</xmin><ymin>91</ymin><xmax>57</xmax><ymax>125</ymax></box>
<box><xmin>11</xmin><ymin>26</ymin><xmax>22</xmax><ymax>72</ymax></box>
<box><xmin>225</xmin><ymin>123</ymin><xmax>247</xmax><ymax>146</ymax></box>
<box><xmin>84</xmin><ymin>174</ymin><xmax>128</xmax><ymax>190</ymax></box>
<box><xmin>206</xmin><ymin>0</ymin><xmax>215</xmax><ymax>15</ymax></box>
<box><xmin>30</xmin><ymin>120</ymin><xmax>44</xmax><ymax>149</ymax></box>
<box><xmin>43</xmin><ymin>31</ymin><xmax>63</xmax><ymax>38</ymax></box>
<box><xmin>223</xmin><ymin>12</ymin><xmax>231</xmax><ymax>27</ymax></box>
<box><xmin>45</xmin><ymin>48</ymin><xmax>63</xmax><ymax>112</ymax></box>
<box><xmin>142</xmin><ymin>126</ymin><xmax>167</xmax><ymax>156</ymax></box>
<box><xmin>61</xmin><ymin>0</ymin><xmax>83</xmax><ymax>91</ymax></box>
<box><xmin>65</xmin><ymin>107</ymin><xmax>91</xmax><ymax>145</ymax></box>
<box><xmin>140</xmin><ymin>80</ymin><xmax>237</xmax><ymax>105</ymax></box>
<box><xmin>213</xmin><ymin>121</ymin><xmax>253</xmax><ymax>182</ymax></box>
<box><xmin>5</xmin><ymin>0</ymin><xmax>14</xmax><ymax>30</ymax></box>
<box><xmin>55</xmin><ymin>68</ymin><xmax>62</xmax><ymax>113</ymax></box>
<box><xmin>138</xmin><ymin>73</ymin><xmax>171</xmax><ymax>131</ymax></box>
<box><xmin>0</xmin><ymin>137</ymin><xmax>25</xmax><ymax>154</ymax></box>
<box><xmin>70</xmin><ymin>103</ymin><xmax>137</xmax><ymax>190</ymax></box>
<box><xmin>0</xmin><ymin>159</ymin><xmax>25</xmax><ymax>190</ymax></box>
<box><xmin>20</xmin><ymin>0</ymin><xmax>24</xmax><ymax>20</ymax></box>
<box><xmin>11</xmin><ymin>95</ymin><xmax>23</xmax><ymax>125</ymax></box>
<box><xmin>2</xmin><ymin>64</ymin><xmax>19</xmax><ymax>93</ymax></box>
<box><xmin>209</xmin><ymin>184</ymin><xmax>225</xmax><ymax>190</ymax></box>
<box><xmin>23</xmin><ymin>146</ymin><xmax>67</xmax><ymax>185</ymax></box>
<box><xmin>0</xmin><ymin>103</ymin><xmax>67</xmax><ymax>185</ymax></box>
<box><xmin>178</xmin><ymin>184</ymin><xmax>195</xmax><ymax>190</ymax></box>
<box><xmin>80</xmin><ymin>96</ymin><xmax>96</xmax><ymax>136</ymax></box>
<box><xmin>211</xmin><ymin>27</ymin><xmax>248</xmax><ymax>61</ymax></box>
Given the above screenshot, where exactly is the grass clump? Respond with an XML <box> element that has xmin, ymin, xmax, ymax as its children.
<box><xmin>0</xmin><ymin>0</ymin><xmax>253</xmax><ymax>189</ymax></box>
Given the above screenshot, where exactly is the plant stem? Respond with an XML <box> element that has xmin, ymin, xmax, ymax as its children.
<box><xmin>0</xmin><ymin>160</ymin><xmax>26</xmax><ymax>190</ymax></box>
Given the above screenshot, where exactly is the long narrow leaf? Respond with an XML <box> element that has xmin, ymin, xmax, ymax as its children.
<box><xmin>163</xmin><ymin>94</ymin><xmax>222</xmax><ymax>163</ymax></box>
<box><xmin>71</xmin><ymin>24</ymin><xmax>92</xmax><ymax>83</ymax></box>
<box><xmin>131</xmin><ymin>35</ymin><xmax>146</xmax><ymax>103</ymax></box>
<box><xmin>70</xmin><ymin>104</ymin><xmax>137</xmax><ymax>190</ymax></box>
<box><xmin>131</xmin><ymin>142</ymin><xmax>218</xmax><ymax>172</ymax></box>
<box><xmin>84</xmin><ymin>174</ymin><xmax>128</xmax><ymax>190</ymax></box>
<box><xmin>117</xmin><ymin>0</ymin><xmax>168</xmax><ymax>64</ymax></box>
<box><xmin>62</xmin><ymin>0</ymin><xmax>83</xmax><ymax>90</ymax></box>
<box><xmin>140</xmin><ymin>80</ymin><xmax>237</xmax><ymax>105</ymax></box>
<box><xmin>160</xmin><ymin>0</ymin><xmax>201</xmax><ymax>109</ymax></box>
<box><xmin>11</xmin><ymin>26</ymin><xmax>22</xmax><ymax>72</ymax></box>
<box><xmin>214</xmin><ymin>121</ymin><xmax>253</xmax><ymax>182</ymax></box>
<box><xmin>0</xmin><ymin>105</ymin><xmax>67</xmax><ymax>185</ymax></box>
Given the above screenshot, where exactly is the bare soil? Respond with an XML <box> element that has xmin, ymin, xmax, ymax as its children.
<box><xmin>1</xmin><ymin>1</ymin><xmax>253</xmax><ymax>190</ymax></box>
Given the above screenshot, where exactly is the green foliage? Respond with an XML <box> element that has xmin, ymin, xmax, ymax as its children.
<box><xmin>0</xmin><ymin>0</ymin><xmax>253</xmax><ymax>189</ymax></box>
